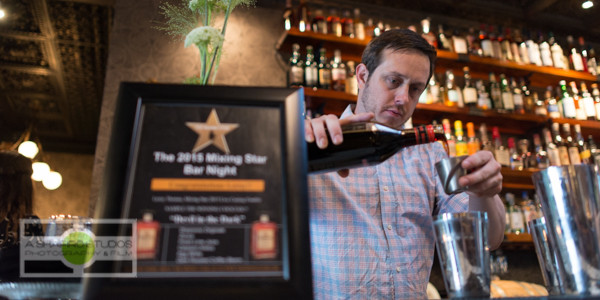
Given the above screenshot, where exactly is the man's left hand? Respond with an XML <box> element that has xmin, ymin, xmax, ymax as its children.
<box><xmin>458</xmin><ymin>150</ymin><xmax>503</xmax><ymax>198</ymax></box>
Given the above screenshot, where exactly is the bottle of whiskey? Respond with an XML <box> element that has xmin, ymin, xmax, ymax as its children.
<box><xmin>327</xmin><ymin>9</ymin><xmax>342</xmax><ymax>37</ymax></box>
<box><xmin>454</xmin><ymin>120</ymin><xmax>468</xmax><ymax>156</ymax></box>
<box><xmin>479</xmin><ymin>24</ymin><xmax>494</xmax><ymax>58</ymax></box>
<box><xmin>549</xmin><ymin>32</ymin><xmax>566</xmax><ymax>69</ymax></box>
<box><xmin>533</xmin><ymin>92</ymin><xmax>548</xmax><ymax>116</ymax></box>
<box><xmin>525</xmin><ymin>30</ymin><xmax>542</xmax><ymax>66</ymax></box>
<box><xmin>288</xmin><ymin>43</ymin><xmax>304</xmax><ymax>87</ymax></box>
<box><xmin>330</xmin><ymin>49</ymin><xmax>346</xmax><ymax>92</ymax></box>
<box><xmin>304</xmin><ymin>45</ymin><xmax>318</xmax><ymax>88</ymax></box>
<box><xmin>296</xmin><ymin>0</ymin><xmax>310</xmax><ymax>32</ymax></box>
<box><xmin>574</xmin><ymin>124</ymin><xmax>592</xmax><ymax>164</ymax></box>
<box><xmin>312</xmin><ymin>9</ymin><xmax>327</xmax><ymax>34</ymax></box>
<box><xmin>545</xmin><ymin>86</ymin><xmax>560</xmax><ymax>119</ymax></box>
<box><xmin>341</xmin><ymin>10</ymin><xmax>354</xmax><ymax>38</ymax></box>
<box><xmin>476</xmin><ymin>80</ymin><xmax>492</xmax><ymax>110</ymax></box>
<box><xmin>580</xmin><ymin>82</ymin><xmax>596</xmax><ymax>120</ymax></box>
<box><xmin>511</xmin><ymin>77</ymin><xmax>524</xmax><ymax>114</ymax></box>
<box><xmin>489</xmin><ymin>73</ymin><xmax>503</xmax><ymax>110</ymax></box>
<box><xmin>493</xmin><ymin>126</ymin><xmax>510</xmax><ymax>167</ymax></box>
<box><xmin>564</xmin><ymin>123</ymin><xmax>581</xmax><ymax>164</ymax></box>
<box><xmin>345</xmin><ymin>61</ymin><xmax>358</xmax><ymax>95</ymax></box>
<box><xmin>500</xmin><ymin>74</ymin><xmax>514</xmax><ymax>112</ymax></box>
<box><xmin>282</xmin><ymin>0</ymin><xmax>295</xmax><ymax>31</ymax></box>
<box><xmin>466</xmin><ymin>122</ymin><xmax>480</xmax><ymax>155</ymax></box>
<box><xmin>560</xmin><ymin>80</ymin><xmax>577</xmax><ymax>119</ymax></box>
<box><xmin>532</xmin><ymin>133</ymin><xmax>549</xmax><ymax>169</ymax></box>
<box><xmin>443</xmin><ymin>70</ymin><xmax>459</xmax><ymax>107</ymax></box>
<box><xmin>353</xmin><ymin>8</ymin><xmax>365</xmax><ymax>40</ymax></box>
<box><xmin>317</xmin><ymin>48</ymin><xmax>331</xmax><ymax>90</ymax></box>
<box><xmin>592</xmin><ymin>83</ymin><xmax>600</xmax><ymax>120</ymax></box>
<box><xmin>437</xmin><ymin>24</ymin><xmax>452</xmax><ymax>52</ymax></box>
<box><xmin>567</xmin><ymin>35</ymin><xmax>585</xmax><ymax>71</ymax></box>
<box><xmin>427</xmin><ymin>73</ymin><xmax>441</xmax><ymax>104</ymax></box>
<box><xmin>552</xmin><ymin>122</ymin><xmax>571</xmax><ymax>165</ymax></box>
<box><xmin>570</xmin><ymin>81</ymin><xmax>586</xmax><ymax>120</ymax></box>
<box><xmin>462</xmin><ymin>67</ymin><xmax>478</xmax><ymax>108</ymax></box>
<box><xmin>543</xmin><ymin>127</ymin><xmax>561</xmax><ymax>166</ymax></box>
<box><xmin>420</xmin><ymin>18</ymin><xmax>438</xmax><ymax>48</ymax></box>
<box><xmin>479</xmin><ymin>123</ymin><xmax>494</xmax><ymax>152</ymax></box>
<box><xmin>508</xmin><ymin>137</ymin><xmax>523</xmax><ymax>170</ymax></box>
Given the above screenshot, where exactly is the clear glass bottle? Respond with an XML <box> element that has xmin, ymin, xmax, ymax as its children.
<box><xmin>533</xmin><ymin>133</ymin><xmax>549</xmax><ymax>169</ymax></box>
<box><xmin>567</xmin><ymin>35</ymin><xmax>585</xmax><ymax>71</ymax></box>
<box><xmin>543</xmin><ymin>127</ymin><xmax>561</xmax><ymax>166</ymax></box>
<box><xmin>506</xmin><ymin>193</ymin><xmax>525</xmax><ymax>234</ymax></box>
<box><xmin>345</xmin><ymin>61</ymin><xmax>358</xmax><ymax>95</ymax></box>
<box><xmin>317</xmin><ymin>48</ymin><xmax>331</xmax><ymax>90</ymax></box>
<box><xmin>296</xmin><ymin>0</ymin><xmax>310</xmax><ymax>32</ymax></box>
<box><xmin>353</xmin><ymin>8</ymin><xmax>365</xmax><ymax>40</ymax></box>
<box><xmin>564</xmin><ymin>123</ymin><xmax>581</xmax><ymax>164</ymax></box>
<box><xmin>552</xmin><ymin>122</ymin><xmax>571</xmax><ymax>165</ymax></box>
<box><xmin>533</xmin><ymin>92</ymin><xmax>548</xmax><ymax>116</ymax></box>
<box><xmin>508</xmin><ymin>137</ymin><xmax>523</xmax><ymax>170</ymax></box>
<box><xmin>560</xmin><ymin>80</ymin><xmax>577</xmax><ymax>119</ymax></box>
<box><xmin>479</xmin><ymin>123</ymin><xmax>494</xmax><ymax>152</ymax></box>
<box><xmin>546</xmin><ymin>86</ymin><xmax>560</xmax><ymax>119</ymax></box>
<box><xmin>511</xmin><ymin>77</ymin><xmax>524</xmax><ymax>114</ymax></box>
<box><xmin>304</xmin><ymin>45</ymin><xmax>318</xmax><ymax>88</ymax></box>
<box><xmin>493</xmin><ymin>126</ymin><xmax>510</xmax><ymax>167</ymax></box>
<box><xmin>288</xmin><ymin>43</ymin><xmax>304</xmax><ymax>87</ymax></box>
<box><xmin>282</xmin><ymin>0</ymin><xmax>295</xmax><ymax>31</ymax></box>
<box><xmin>462</xmin><ymin>66</ymin><xmax>478</xmax><ymax>108</ymax></box>
<box><xmin>476</xmin><ymin>79</ymin><xmax>491</xmax><ymax>110</ymax></box>
<box><xmin>580</xmin><ymin>82</ymin><xmax>596</xmax><ymax>120</ymax></box>
<box><xmin>443</xmin><ymin>70</ymin><xmax>459</xmax><ymax>107</ymax></box>
<box><xmin>489</xmin><ymin>73</ymin><xmax>503</xmax><ymax>110</ymax></box>
<box><xmin>330</xmin><ymin>49</ymin><xmax>346</xmax><ymax>92</ymax></box>
<box><xmin>500</xmin><ymin>74</ymin><xmax>514</xmax><ymax>112</ymax></box>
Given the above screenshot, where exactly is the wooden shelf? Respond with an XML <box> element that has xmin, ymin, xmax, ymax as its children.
<box><xmin>505</xmin><ymin>232</ymin><xmax>533</xmax><ymax>243</ymax></box>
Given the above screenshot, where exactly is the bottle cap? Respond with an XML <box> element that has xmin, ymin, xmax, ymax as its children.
<box><xmin>260</xmin><ymin>214</ymin><xmax>270</xmax><ymax>223</ymax></box>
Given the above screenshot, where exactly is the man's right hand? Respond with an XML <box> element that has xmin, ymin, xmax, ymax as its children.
<box><xmin>305</xmin><ymin>112</ymin><xmax>374</xmax><ymax>177</ymax></box>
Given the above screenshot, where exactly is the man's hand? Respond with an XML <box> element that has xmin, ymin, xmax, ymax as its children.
<box><xmin>457</xmin><ymin>150</ymin><xmax>503</xmax><ymax>198</ymax></box>
<box><xmin>305</xmin><ymin>112</ymin><xmax>374</xmax><ymax>177</ymax></box>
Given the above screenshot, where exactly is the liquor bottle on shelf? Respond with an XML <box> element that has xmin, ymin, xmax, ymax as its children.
<box><xmin>489</xmin><ymin>73</ymin><xmax>503</xmax><ymax>110</ymax></box>
<box><xmin>288</xmin><ymin>43</ymin><xmax>304</xmax><ymax>87</ymax></box>
<box><xmin>588</xmin><ymin>135</ymin><xmax>600</xmax><ymax>167</ymax></box>
<box><xmin>476</xmin><ymin>80</ymin><xmax>492</xmax><ymax>110</ymax></box>
<box><xmin>353</xmin><ymin>8</ymin><xmax>365</xmax><ymax>40</ymax></box>
<box><xmin>570</xmin><ymin>81</ymin><xmax>586</xmax><ymax>121</ymax></box>
<box><xmin>520</xmin><ymin>78</ymin><xmax>534</xmax><ymax>114</ymax></box>
<box><xmin>533</xmin><ymin>92</ymin><xmax>548</xmax><ymax>116</ymax></box>
<box><xmin>452</xmin><ymin>29</ymin><xmax>468</xmax><ymax>54</ymax></box>
<box><xmin>521</xmin><ymin>192</ymin><xmax>540</xmax><ymax>223</ymax></box>
<box><xmin>297</xmin><ymin>0</ymin><xmax>310</xmax><ymax>32</ymax></box>
<box><xmin>307</xmin><ymin>123</ymin><xmax>446</xmax><ymax>173</ymax></box>
<box><xmin>546</xmin><ymin>86</ymin><xmax>561</xmax><ymax>119</ymax></box>
<box><xmin>331</xmin><ymin>49</ymin><xmax>346</xmax><ymax>92</ymax></box>
<box><xmin>282</xmin><ymin>0</ymin><xmax>295</xmax><ymax>31</ymax></box>
<box><xmin>480</xmin><ymin>24</ymin><xmax>493</xmax><ymax>58</ymax></box>
<box><xmin>345</xmin><ymin>61</ymin><xmax>358</xmax><ymax>95</ymax></box>
<box><xmin>437</xmin><ymin>24</ymin><xmax>452</xmax><ymax>52</ymax></box>
<box><xmin>374</xmin><ymin>21</ymin><xmax>384</xmax><ymax>37</ymax></box>
<box><xmin>578</xmin><ymin>37</ymin><xmax>589</xmax><ymax>73</ymax></box>
<box><xmin>525</xmin><ymin>30</ymin><xmax>542</xmax><ymax>66</ymax></box>
<box><xmin>467</xmin><ymin>27</ymin><xmax>481</xmax><ymax>56</ymax></box>
<box><xmin>365</xmin><ymin>18</ymin><xmax>375</xmax><ymax>39</ymax></box>
<box><xmin>317</xmin><ymin>48</ymin><xmax>331</xmax><ymax>90</ymax></box>
<box><xmin>592</xmin><ymin>83</ymin><xmax>600</xmax><ymax>121</ymax></box>
<box><xmin>442</xmin><ymin>119</ymin><xmax>457</xmax><ymax>157</ymax></box>
<box><xmin>506</xmin><ymin>193</ymin><xmax>525</xmax><ymax>234</ymax></box>
<box><xmin>532</xmin><ymin>133</ymin><xmax>549</xmax><ymax>169</ymax></box>
<box><xmin>454</xmin><ymin>120</ymin><xmax>468</xmax><ymax>156</ymax></box>
<box><xmin>508</xmin><ymin>137</ymin><xmax>523</xmax><ymax>170</ymax></box>
<box><xmin>427</xmin><ymin>73</ymin><xmax>441</xmax><ymax>104</ymax></box>
<box><xmin>510</xmin><ymin>28</ymin><xmax>523</xmax><ymax>63</ymax></box>
<box><xmin>304</xmin><ymin>45</ymin><xmax>318</xmax><ymax>88</ymax></box>
<box><xmin>462</xmin><ymin>66</ymin><xmax>478</xmax><ymax>108</ymax></box>
<box><xmin>543</xmin><ymin>127</ymin><xmax>561</xmax><ymax>166</ymax></box>
<box><xmin>549</xmin><ymin>32</ymin><xmax>567</xmax><ymax>69</ymax></box>
<box><xmin>518</xmin><ymin>28</ymin><xmax>530</xmax><ymax>65</ymax></box>
<box><xmin>312</xmin><ymin>9</ymin><xmax>327</xmax><ymax>34</ymax></box>
<box><xmin>493</xmin><ymin>126</ymin><xmax>510</xmax><ymax>167</ymax></box>
<box><xmin>564</xmin><ymin>123</ymin><xmax>582</xmax><ymax>165</ymax></box>
<box><xmin>559</xmin><ymin>80</ymin><xmax>577</xmax><ymax>119</ymax></box>
<box><xmin>479</xmin><ymin>123</ymin><xmax>493</xmax><ymax>152</ymax></box>
<box><xmin>341</xmin><ymin>10</ymin><xmax>354</xmax><ymax>38</ymax></box>
<box><xmin>567</xmin><ymin>35</ymin><xmax>585</xmax><ymax>71</ymax></box>
<box><xmin>490</xmin><ymin>25</ymin><xmax>503</xmax><ymax>60</ymax></box>
<box><xmin>574</xmin><ymin>124</ymin><xmax>592</xmax><ymax>164</ymax></box>
<box><xmin>327</xmin><ymin>9</ymin><xmax>342</xmax><ymax>37</ymax></box>
<box><xmin>499</xmin><ymin>27</ymin><xmax>514</xmax><ymax>61</ymax></box>
<box><xmin>539</xmin><ymin>32</ymin><xmax>553</xmax><ymax>67</ymax></box>
<box><xmin>587</xmin><ymin>48</ymin><xmax>598</xmax><ymax>76</ymax></box>
<box><xmin>500</xmin><ymin>74</ymin><xmax>514</xmax><ymax>112</ymax></box>
<box><xmin>443</xmin><ymin>70</ymin><xmax>459</xmax><ymax>107</ymax></box>
<box><xmin>520</xmin><ymin>139</ymin><xmax>535</xmax><ymax>169</ymax></box>
<box><xmin>511</xmin><ymin>77</ymin><xmax>524</xmax><ymax>114</ymax></box>
<box><xmin>580</xmin><ymin>82</ymin><xmax>596</xmax><ymax>121</ymax></box>
<box><xmin>552</xmin><ymin>122</ymin><xmax>571</xmax><ymax>165</ymax></box>
<box><xmin>420</xmin><ymin>18</ymin><xmax>437</xmax><ymax>48</ymax></box>
<box><xmin>466</xmin><ymin>122</ymin><xmax>480</xmax><ymax>155</ymax></box>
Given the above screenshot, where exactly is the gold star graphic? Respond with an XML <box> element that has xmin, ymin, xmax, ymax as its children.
<box><xmin>186</xmin><ymin>109</ymin><xmax>239</xmax><ymax>153</ymax></box>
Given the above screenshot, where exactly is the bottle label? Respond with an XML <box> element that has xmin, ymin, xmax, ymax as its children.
<box><xmin>510</xmin><ymin>210</ymin><xmax>524</xmax><ymax>233</ymax></box>
<box><xmin>447</xmin><ymin>140</ymin><xmax>457</xmax><ymax>157</ymax></box>
<box><xmin>463</xmin><ymin>87</ymin><xmax>477</xmax><ymax>104</ymax></box>
<box><xmin>540</xmin><ymin>44</ymin><xmax>553</xmax><ymax>66</ymax></box>
<box><xmin>502</xmin><ymin>92</ymin><xmax>514</xmax><ymax>109</ymax></box>
<box><xmin>558</xmin><ymin>146</ymin><xmax>571</xmax><ymax>165</ymax></box>
<box><xmin>581</xmin><ymin>149</ymin><xmax>592</xmax><ymax>160</ymax></box>
<box><xmin>319</xmin><ymin>69</ymin><xmax>331</xmax><ymax>86</ymax></box>
<box><xmin>495</xmin><ymin>149</ymin><xmax>510</xmax><ymax>166</ymax></box>
<box><xmin>535</xmin><ymin>106</ymin><xmax>548</xmax><ymax>116</ymax></box>
<box><xmin>332</xmin><ymin>68</ymin><xmax>346</xmax><ymax>81</ymax></box>
<box><xmin>548</xmin><ymin>104</ymin><xmax>560</xmax><ymax>118</ymax></box>
<box><xmin>447</xmin><ymin>89</ymin><xmax>459</xmax><ymax>103</ymax></box>
<box><xmin>414</xmin><ymin>125</ymin><xmax>435</xmax><ymax>144</ymax></box>
<box><xmin>568</xmin><ymin>147</ymin><xmax>582</xmax><ymax>164</ymax></box>
<box><xmin>583</xmin><ymin>97</ymin><xmax>596</xmax><ymax>118</ymax></box>
<box><xmin>547</xmin><ymin>147</ymin><xmax>561</xmax><ymax>166</ymax></box>
<box><xmin>305</xmin><ymin>66</ymin><xmax>318</xmax><ymax>86</ymax></box>
<box><xmin>355</xmin><ymin>23</ymin><xmax>365</xmax><ymax>40</ymax></box>
<box><xmin>290</xmin><ymin>66</ymin><xmax>304</xmax><ymax>85</ymax></box>
<box><xmin>481</xmin><ymin>40</ymin><xmax>493</xmax><ymax>57</ymax></box>
<box><xmin>596</xmin><ymin>102</ymin><xmax>600</xmax><ymax>120</ymax></box>
<box><xmin>571</xmin><ymin>53</ymin><xmax>585</xmax><ymax>71</ymax></box>
<box><xmin>512</xmin><ymin>93</ymin><xmax>523</xmax><ymax>106</ymax></box>
<box><xmin>455</xmin><ymin>141</ymin><xmax>468</xmax><ymax>156</ymax></box>
<box><xmin>519</xmin><ymin>43</ymin><xmax>530</xmax><ymax>64</ymax></box>
<box><xmin>563</xmin><ymin>97</ymin><xmax>576</xmax><ymax>118</ymax></box>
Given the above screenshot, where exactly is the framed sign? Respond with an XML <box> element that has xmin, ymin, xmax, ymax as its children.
<box><xmin>83</xmin><ymin>83</ymin><xmax>312</xmax><ymax>299</ymax></box>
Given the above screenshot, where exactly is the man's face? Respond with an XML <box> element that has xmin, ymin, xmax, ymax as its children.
<box><xmin>355</xmin><ymin>48</ymin><xmax>430</xmax><ymax>130</ymax></box>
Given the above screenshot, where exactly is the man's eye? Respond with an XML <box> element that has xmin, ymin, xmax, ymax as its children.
<box><xmin>386</xmin><ymin>78</ymin><xmax>400</xmax><ymax>87</ymax></box>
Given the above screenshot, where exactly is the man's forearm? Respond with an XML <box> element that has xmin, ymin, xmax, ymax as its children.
<box><xmin>468</xmin><ymin>194</ymin><xmax>506</xmax><ymax>250</ymax></box>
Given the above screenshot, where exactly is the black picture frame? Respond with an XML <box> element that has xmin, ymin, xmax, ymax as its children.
<box><xmin>83</xmin><ymin>83</ymin><xmax>312</xmax><ymax>299</ymax></box>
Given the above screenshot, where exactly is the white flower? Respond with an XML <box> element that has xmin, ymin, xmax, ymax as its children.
<box><xmin>184</xmin><ymin>26</ymin><xmax>224</xmax><ymax>48</ymax></box>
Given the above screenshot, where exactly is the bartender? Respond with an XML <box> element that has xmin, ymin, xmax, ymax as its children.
<box><xmin>304</xmin><ymin>28</ymin><xmax>505</xmax><ymax>299</ymax></box>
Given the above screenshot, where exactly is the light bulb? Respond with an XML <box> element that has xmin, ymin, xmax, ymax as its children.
<box><xmin>31</xmin><ymin>162</ymin><xmax>50</xmax><ymax>181</ymax></box>
<box><xmin>582</xmin><ymin>0</ymin><xmax>594</xmax><ymax>9</ymax></box>
<box><xmin>42</xmin><ymin>171</ymin><xmax>62</xmax><ymax>190</ymax></box>
<box><xmin>18</xmin><ymin>141</ymin><xmax>39</xmax><ymax>159</ymax></box>
<box><xmin>0</xmin><ymin>9</ymin><xmax>5</xmax><ymax>19</ymax></box>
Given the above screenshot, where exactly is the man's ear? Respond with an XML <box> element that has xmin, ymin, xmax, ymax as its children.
<box><xmin>356</xmin><ymin>63</ymin><xmax>369</xmax><ymax>90</ymax></box>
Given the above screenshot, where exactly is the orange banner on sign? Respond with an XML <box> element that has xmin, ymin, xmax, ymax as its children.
<box><xmin>150</xmin><ymin>178</ymin><xmax>265</xmax><ymax>192</ymax></box>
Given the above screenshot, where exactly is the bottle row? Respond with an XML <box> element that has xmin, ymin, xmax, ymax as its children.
<box><xmin>439</xmin><ymin>118</ymin><xmax>600</xmax><ymax>170</ymax></box>
<box><xmin>422</xmin><ymin>69</ymin><xmax>600</xmax><ymax>121</ymax></box>
<box><xmin>283</xmin><ymin>0</ymin><xmax>599</xmax><ymax>75</ymax></box>
<box><xmin>287</xmin><ymin>43</ymin><xmax>357</xmax><ymax>94</ymax></box>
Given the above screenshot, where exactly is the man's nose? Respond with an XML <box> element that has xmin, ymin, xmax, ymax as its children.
<box><xmin>393</xmin><ymin>85</ymin><xmax>409</xmax><ymax>105</ymax></box>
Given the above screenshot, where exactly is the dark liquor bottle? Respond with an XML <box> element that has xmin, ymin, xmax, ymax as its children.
<box><xmin>304</xmin><ymin>45</ymin><xmax>318</xmax><ymax>88</ymax></box>
<box><xmin>462</xmin><ymin>66</ymin><xmax>478</xmax><ymax>108</ymax></box>
<box><xmin>282</xmin><ymin>0</ymin><xmax>295</xmax><ymax>31</ymax></box>
<box><xmin>580</xmin><ymin>82</ymin><xmax>596</xmax><ymax>120</ymax></box>
<box><xmin>533</xmin><ymin>92</ymin><xmax>548</xmax><ymax>116</ymax></box>
<box><xmin>543</xmin><ymin>127</ymin><xmax>561</xmax><ymax>166</ymax></box>
<box><xmin>288</xmin><ymin>43</ymin><xmax>304</xmax><ymax>87</ymax></box>
<box><xmin>353</xmin><ymin>8</ymin><xmax>365</xmax><ymax>40</ymax></box>
<box><xmin>500</xmin><ymin>74</ymin><xmax>514</xmax><ymax>112</ymax></box>
<box><xmin>341</xmin><ymin>10</ymin><xmax>354</xmax><ymax>38</ymax></box>
<box><xmin>312</xmin><ymin>9</ymin><xmax>327</xmax><ymax>34</ymax></box>
<box><xmin>574</xmin><ymin>124</ymin><xmax>591</xmax><ymax>164</ymax></box>
<box><xmin>421</xmin><ymin>18</ymin><xmax>438</xmax><ymax>48</ymax></box>
<box><xmin>511</xmin><ymin>77</ymin><xmax>524</xmax><ymax>114</ymax></box>
<box><xmin>564</xmin><ymin>123</ymin><xmax>581</xmax><ymax>164</ymax></box>
<box><xmin>330</xmin><ymin>49</ymin><xmax>346</xmax><ymax>92</ymax></box>
<box><xmin>488</xmin><ymin>73</ymin><xmax>502</xmax><ymax>110</ymax></box>
<box><xmin>317</xmin><ymin>48</ymin><xmax>331</xmax><ymax>89</ymax></box>
<box><xmin>307</xmin><ymin>123</ymin><xmax>446</xmax><ymax>173</ymax></box>
<box><xmin>552</xmin><ymin>122</ymin><xmax>570</xmax><ymax>165</ymax></box>
<box><xmin>297</xmin><ymin>0</ymin><xmax>310</xmax><ymax>32</ymax></box>
<box><xmin>480</xmin><ymin>24</ymin><xmax>493</xmax><ymax>58</ymax></box>
<box><xmin>592</xmin><ymin>83</ymin><xmax>600</xmax><ymax>120</ymax></box>
<box><xmin>532</xmin><ymin>133</ymin><xmax>549</xmax><ymax>169</ymax></box>
<box><xmin>327</xmin><ymin>9</ymin><xmax>342</xmax><ymax>37</ymax></box>
<box><xmin>567</xmin><ymin>35</ymin><xmax>585</xmax><ymax>71</ymax></box>
<box><xmin>437</xmin><ymin>24</ymin><xmax>452</xmax><ymax>51</ymax></box>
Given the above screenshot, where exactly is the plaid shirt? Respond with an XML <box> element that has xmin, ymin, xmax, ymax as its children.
<box><xmin>308</xmin><ymin>107</ymin><xmax>469</xmax><ymax>299</ymax></box>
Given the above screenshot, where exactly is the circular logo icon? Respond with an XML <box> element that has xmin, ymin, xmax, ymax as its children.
<box><xmin>61</xmin><ymin>230</ymin><xmax>95</xmax><ymax>266</ymax></box>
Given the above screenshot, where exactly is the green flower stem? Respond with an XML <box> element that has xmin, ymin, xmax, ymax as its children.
<box><xmin>205</xmin><ymin>0</ymin><xmax>233</xmax><ymax>84</ymax></box>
